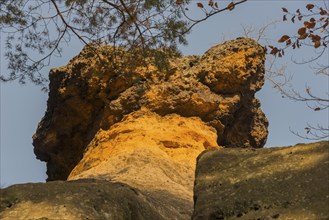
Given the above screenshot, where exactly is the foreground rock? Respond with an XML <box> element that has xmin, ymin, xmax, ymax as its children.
<box><xmin>193</xmin><ymin>141</ymin><xmax>329</xmax><ymax>220</ymax></box>
<box><xmin>0</xmin><ymin>179</ymin><xmax>184</xmax><ymax>220</ymax></box>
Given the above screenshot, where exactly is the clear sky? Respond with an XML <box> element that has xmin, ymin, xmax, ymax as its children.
<box><xmin>1</xmin><ymin>1</ymin><xmax>328</xmax><ymax>187</ymax></box>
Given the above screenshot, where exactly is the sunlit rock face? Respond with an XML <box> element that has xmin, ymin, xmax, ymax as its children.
<box><xmin>192</xmin><ymin>141</ymin><xmax>329</xmax><ymax>220</ymax></box>
<box><xmin>68</xmin><ymin>108</ymin><xmax>219</xmax><ymax>200</ymax></box>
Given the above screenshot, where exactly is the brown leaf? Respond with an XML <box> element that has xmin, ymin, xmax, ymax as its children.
<box><xmin>282</xmin><ymin>7</ymin><xmax>288</xmax><ymax>13</ymax></box>
<box><xmin>215</xmin><ymin>2</ymin><xmax>219</xmax><ymax>8</ymax></box>
<box><xmin>227</xmin><ymin>2</ymin><xmax>235</xmax><ymax>11</ymax></box>
<box><xmin>304</xmin><ymin>21</ymin><xmax>316</xmax><ymax>29</ymax></box>
<box><xmin>323</xmin><ymin>21</ymin><xmax>329</xmax><ymax>29</ymax></box>
<box><xmin>283</xmin><ymin>15</ymin><xmax>287</xmax><ymax>21</ymax></box>
<box><xmin>197</xmin><ymin>2</ymin><xmax>204</xmax><ymax>8</ymax></box>
<box><xmin>306</xmin><ymin>4</ymin><xmax>314</xmax><ymax>10</ymax></box>
<box><xmin>286</xmin><ymin>39</ymin><xmax>291</xmax><ymax>46</ymax></box>
<box><xmin>270</xmin><ymin>47</ymin><xmax>279</xmax><ymax>55</ymax></box>
<box><xmin>176</xmin><ymin>0</ymin><xmax>184</xmax><ymax>5</ymax></box>
<box><xmin>208</xmin><ymin>0</ymin><xmax>214</xmax><ymax>7</ymax></box>
<box><xmin>320</xmin><ymin>8</ymin><xmax>328</xmax><ymax>15</ymax></box>
<box><xmin>296</xmin><ymin>9</ymin><xmax>301</xmax><ymax>15</ymax></box>
<box><xmin>314</xmin><ymin>107</ymin><xmax>321</xmax><ymax>111</ymax></box>
<box><xmin>309</xmin><ymin>17</ymin><xmax>316</xmax><ymax>23</ymax></box>
<box><xmin>298</xmin><ymin>15</ymin><xmax>303</xmax><ymax>21</ymax></box>
<box><xmin>278</xmin><ymin>35</ymin><xmax>290</xmax><ymax>43</ymax></box>
<box><xmin>292</xmin><ymin>43</ymin><xmax>296</xmax><ymax>49</ymax></box>
<box><xmin>314</xmin><ymin>41</ymin><xmax>321</xmax><ymax>48</ymax></box>
<box><xmin>298</xmin><ymin>27</ymin><xmax>306</xmax><ymax>35</ymax></box>
<box><xmin>311</xmin><ymin>35</ymin><xmax>321</xmax><ymax>42</ymax></box>
<box><xmin>299</xmin><ymin>33</ymin><xmax>308</xmax><ymax>40</ymax></box>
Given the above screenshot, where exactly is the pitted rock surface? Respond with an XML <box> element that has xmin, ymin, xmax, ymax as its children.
<box><xmin>192</xmin><ymin>141</ymin><xmax>329</xmax><ymax>220</ymax></box>
<box><xmin>33</xmin><ymin>37</ymin><xmax>268</xmax><ymax>182</ymax></box>
<box><xmin>67</xmin><ymin>108</ymin><xmax>219</xmax><ymax>202</ymax></box>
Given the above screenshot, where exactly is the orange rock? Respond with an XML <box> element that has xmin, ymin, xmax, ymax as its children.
<box><xmin>68</xmin><ymin>108</ymin><xmax>220</xmax><ymax>201</ymax></box>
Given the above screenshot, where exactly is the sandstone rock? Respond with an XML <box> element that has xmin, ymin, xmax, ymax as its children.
<box><xmin>68</xmin><ymin>107</ymin><xmax>220</xmax><ymax>215</ymax></box>
<box><xmin>33</xmin><ymin>37</ymin><xmax>268</xmax><ymax>182</ymax></box>
<box><xmin>193</xmin><ymin>141</ymin><xmax>329</xmax><ymax>220</ymax></box>
<box><xmin>0</xmin><ymin>179</ymin><xmax>183</xmax><ymax>220</ymax></box>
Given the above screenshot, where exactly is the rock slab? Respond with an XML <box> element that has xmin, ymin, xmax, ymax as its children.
<box><xmin>0</xmin><ymin>179</ymin><xmax>190</xmax><ymax>220</ymax></box>
<box><xmin>193</xmin><ymin>141</ymin><xmax>329</xmax><ymax>220</ymax></box>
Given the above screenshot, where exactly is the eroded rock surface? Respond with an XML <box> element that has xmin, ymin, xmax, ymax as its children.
<box><xmin>68</xmin><ymin>107</ymin><xmax>219</xmax><ymax>210</ymax></box>
<box><xmin>33</xmin><ymin>37</ymin><xmax>268</xmax><ymax>182</ymax></box>
<box><xmin>193</xmin><ymin>141</ymin><xmax>329</xmax><ymax>220</ymax></box>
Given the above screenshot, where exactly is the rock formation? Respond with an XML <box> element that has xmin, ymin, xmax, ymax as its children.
<box><xmin>1</xmin><ymin>37</ymin><xmax>327</xmax><ymax>220</ymax></box>
<box><xmin>33</xmin><ymin>37</ymin><xmax>268</xmax><ymax>182</ymax></box>
<box><xmin>193</xmin><ymin>141</ymin><xmax>329</xmax><ymax>220</ymax></box>
<box><xmin>1</xmin><ymin>37</ymin><xmax>271</xmax><ymax>219</ymax></box>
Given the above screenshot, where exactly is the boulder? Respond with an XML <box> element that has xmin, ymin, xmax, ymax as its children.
<box><xmin>0</xmin><ymin>179</ymin><xmax>182</xmax><ymax>220</ymax></box>
<box><xmin>193</xmin><ymin>141</ymin><xmax>329</xmax><ymax>220</ymax></box>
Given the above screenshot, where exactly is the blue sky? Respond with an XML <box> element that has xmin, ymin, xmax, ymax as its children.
<box><xmin>1</xmin><ymin>1</ymin><xmax>328</xmax><ymax>187</ymax></box>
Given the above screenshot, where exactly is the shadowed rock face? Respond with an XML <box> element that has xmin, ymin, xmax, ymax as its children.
<box><xmin>193</xmin><ymin>141</ymin><xmax>329</xmax><ymax>220</ymax></box>
<box><xmin>33</xmin><ymin>37</ymin><xmax>268</xmax><ymax>182</ymax></box>
<box><xmin>0</xmin><ymin>179</ymin><xmax>190</xmax><ymax>220</ymax></box>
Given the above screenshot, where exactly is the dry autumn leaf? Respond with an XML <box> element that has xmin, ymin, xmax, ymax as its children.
<box><xmin>197</xmin><ymin>2</ymin><xmax>204</xmax><ymax>8</ymax></box>
<box><xmin>270</xmin><ymin>47</ymin><xmax>279</xmax><ymax>55</ymax></box>
<box><xmin>304</xmin><ymin>21</ymin><xmax>316</xmax><ymax>29</ymax></box>
<box><xmin>299</xmin><ymin>33</ymin><xmax>308</xmax><ymax>40</ymax></box>
<box><xmin>311</xmin><ymin>35</ymin><xmax>321</xmax><ymax>42</ymax></box>
<box><xmin>227</xmin><ymin>2</ymin><xmax>235</xmax><ymax>11</ymax></box>
<box><xmin>306</xmin><ymin>4</ymin><xmax>314</xmax><ymax>10</ymax></box>
<box><xmin>282</xmin><ymin>7</ymin><xmax>288</xmax><ymax>13</ymax></box>
<box><xmin>278</xmin><ymin>35</ymin><xmax>290</xmax><ymax>43</ymax></box>
<box><xmin>298</xmin><ymin>27</ymin><xmax>306</xmax><ymax>35</ymax></box>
